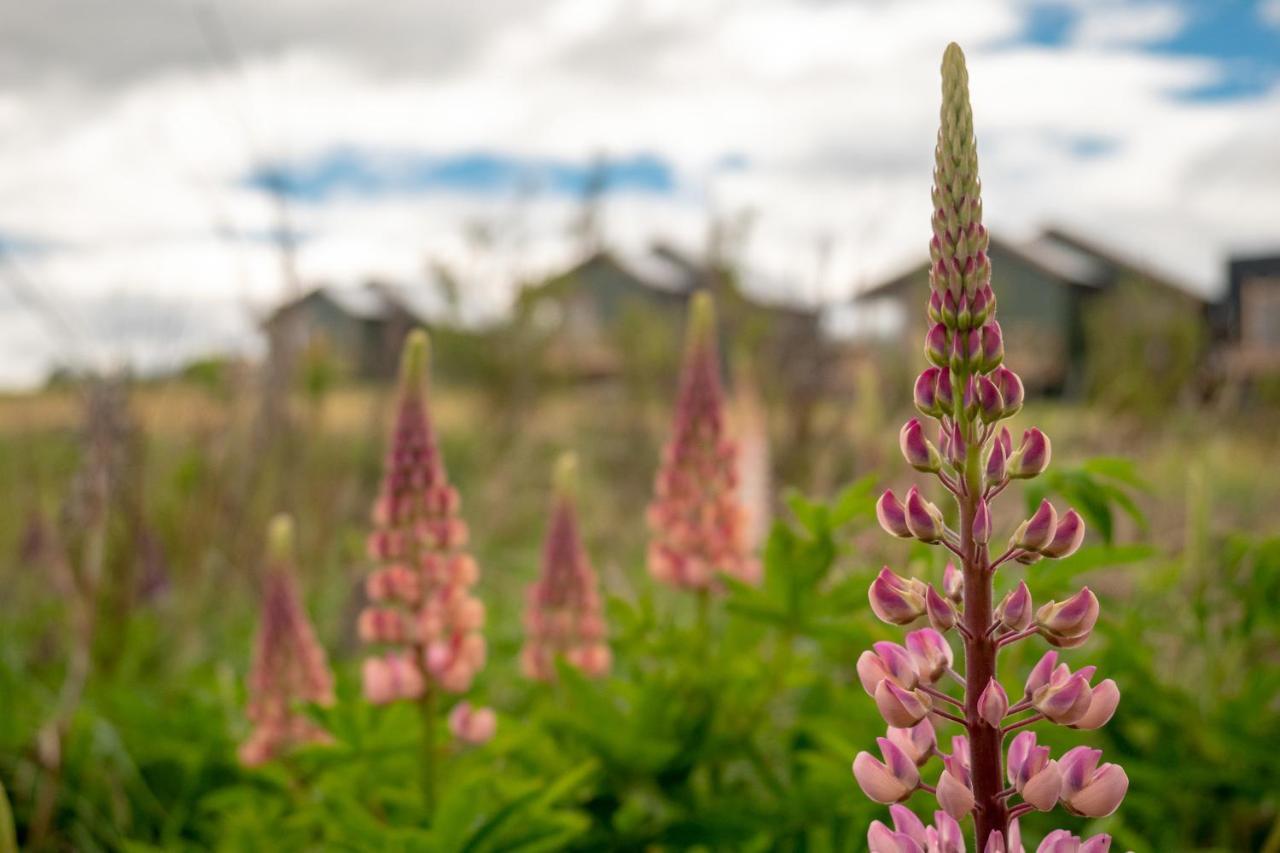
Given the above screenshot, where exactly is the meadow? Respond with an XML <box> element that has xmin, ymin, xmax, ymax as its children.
<box><xmin>1</xmin><ymin>368</ymin><xmax>1277</xmax><ymax>851</ymax></box>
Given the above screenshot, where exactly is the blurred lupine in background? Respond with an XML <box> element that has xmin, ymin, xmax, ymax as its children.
<box><xmin>854</xmin><ymin>43</ymin><xmax>1127</xmax><ymax>852</ymax></box>
<box><xmin>357</xmin><ymin>329</ymin><xmax>489</xmax><ymax>810</ymax></box>
<box><xmin>239</xmin><ymin>515</ymin><xmax>334</xmax><ymax>767</ymax></box>
<box><xmin>647</xmin><ymin>292</ymin><xmax>760</xmax><ymax>597</ymax></box>
<box><xmin>520</xmin><ymin>452</ymin><xmax>611</xmax><ymax>680</ymax></box>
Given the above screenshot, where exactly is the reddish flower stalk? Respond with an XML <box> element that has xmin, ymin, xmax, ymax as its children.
<box><xmin>240</xmin><ymin>515</ymin><xmax>335</xmax><ymax>767</ymax></box>
<box><xmin>647</xmin><ymin>292</ymin><xmax>760</xmax><ymax>593</ymax></box>
<box><xmin>855</xmin><ymin>44</ymin><xmax>1126</xmax><ymax>852</ymax></box>
<box><xmin>358</xmin><ymin>329</ymin><xmax>487</xmax><ymax>811</ymax></box>
<box><xmin>522</xmin><ymin>452</ymin><xmax>611</xmax><ymax>680</ymax></box>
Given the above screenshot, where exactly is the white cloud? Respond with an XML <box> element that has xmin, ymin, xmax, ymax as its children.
<box><xmin>1262</xmin><ymin>0</ymin><xmax>1280</xmax><ymax>29</ymax></box>
<box><xmin>0</xmin><ymin>0</ymin><xmax>1278</xmax><ymax>387</ymax></box>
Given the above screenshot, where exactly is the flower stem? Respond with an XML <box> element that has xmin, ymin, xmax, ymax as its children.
<box><xmin>420</xmin><ymin>686</ymin><xmax>438</xmax><ymax>818</ymax></box>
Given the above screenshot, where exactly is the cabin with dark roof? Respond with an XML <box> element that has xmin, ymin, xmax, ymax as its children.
<box><xmin>854</xmin><ymin>229</ymin><xmax>1209</xmax><ymax>395</ymax></box>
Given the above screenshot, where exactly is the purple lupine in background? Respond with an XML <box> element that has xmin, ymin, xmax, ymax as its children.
<box><xmin>855</xmin><ymin>44</ymin><xmax>1127</xmax><ymax>852</ymax></box>
<box><xmin>647</xmin><ymin>291</ymin><xmax>760</xmax><ymax>592</ymax></box>
<box><xmin>358</xmin><ymin>329</ymin><xmax>489</xmax><ymax>809</ymax></box>
<box><xmin>240</xmin><ymin>515</ymin><xmax>334</xmax><ymax>767</ymax></box>
<box><xmin>521</xmin><ymin>452</ymin><xmax>611</xmax><ymax>680</ymax></box>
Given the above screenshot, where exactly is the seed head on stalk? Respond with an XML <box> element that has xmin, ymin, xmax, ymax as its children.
<box><xmin>854</xmin><ymin>44</ymin><xmax>1125</xmax><ymax>853</ymax></box>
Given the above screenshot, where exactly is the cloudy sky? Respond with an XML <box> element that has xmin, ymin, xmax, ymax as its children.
<box><xmin>1</xmin><ymin>0</ymin><xmax>1278</xmax><ymax>387</ymax></box>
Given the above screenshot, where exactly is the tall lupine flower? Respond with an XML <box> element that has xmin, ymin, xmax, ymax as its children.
<box><xmin>647</xmin><ymin>292</ymin><xmax>760</xmax><ymax>592</ymax></box>
<box><xmin>359</xmin><ymin>329</ymin><xmax>487</xmax><ymax>810</ymax></box>
<box><xmin>240</xmin><ymin>515</ymin><xmax>335</xmax><ymax>767</ymax></box>
<box><xmin>521</xmin><ymin>452</ymin><xmax>611</xmax><ymax>681</ymax></box>
<box><xmin>855</xmin><ymin>44</ymin><xmax>1125</xmax><ymax>851</ymax></box>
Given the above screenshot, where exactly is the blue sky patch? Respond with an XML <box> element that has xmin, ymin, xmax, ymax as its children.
<box><xmin>244</xmin><ymin>149</ymin><xmax>679</xmax><ymax>203</ymax></box>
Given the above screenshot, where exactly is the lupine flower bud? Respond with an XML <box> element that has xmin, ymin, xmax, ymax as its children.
<box><xmin>1011</xmin><ymin>500</ymin><xmax>1058</xmax><ymax>552</ymax></box>
<box><xmin>915</xmin><ymin>368</ymin><xmax>943</xmax><ymax>417</ymax></box>
<box><xmin>995</xmin><ymin>580</ymin><xmax>1033</xmax><ymax>632</ymax></box>
<box><xmin>905</xmin><ymin>628</ymin><xmax>953</xmax><ymax>684</ymax></box>
<box><xmin>970</xmin><ymin>285</ymin><xmax>994</xmax><ymax>327</ymax></box>
<box><xmin>868</xmin><ymin>806</ymin><xmax>964</xmax><ymax>853</ymax></box>
<box><xmin>647</xmin><ymin>293</ymin><xmax>759</xmax><ymax>590</ymax></box>
<box><xmin>239</xmin><ymin>515</ymin><xmax>336</xmax><ymax>767</ymax></box>
<box><xmin>944</xmin><ymin>421</ymin><xmax>967</xmax><ymax>470</ymax></box>
<box><xmin>926</xmin><ymin>323</ymin><xmax>950</xmax><ymax>367</ymax></box>
<box><xmin>976</xmin><ymin>678</ymin><xmax>1008</xmax><ymax>728</ymax></box>
<box><xmin>962</xmin><ymin>375</ymin><xmax>979</xmax><ymax>420</ymax></box>
<box><xmin>1038</xmin><ymin>829</ymin><xmax>1113</xmax><ymax>853</ymax></box>
<box><xmin>975</xmin><ymin>375</ymin><xmax>1003</xmax><ymax>423</ymax></box>
<box><xmin>1031</xmin><ymin>664</ymin><xmax>1094</xmax><ymax>726</ymax></box>
<box><xmin>900</xmin><ymin>418</ymin><xmax>943</xmax><ymax>473</ymax></box>
<box><xmin>857</xmin><ymin>641</ymin><xmax>920</xmax><ymax>695</ymax></box>
<box><xmin>984</xmin><ymin>437</ymin><xmax>1007</xmax><ymax>490</ymax></box>
<box><xmin>877</xmin><ymin>490</ymin><xmax>914</xmax><ymax>539</ymax></box>
<box><xmin>1058</xmin><ymin>747</ymin><xmax>1128</xmax><ymax>817</ymax></box>
<box><xmin>521</xmin><ymin>453</ymin><xmax>611</xmax><ymax>681</ymax></box>
<box><xmin>866</xmin><ymin>821</ymin><xmax>922</xmax><ymax>853</ymax></box>
<box><xmin>993</xmin><ymin>367</ymin><xmax>1024</xmax><ymax>418</ymax></box>
<box><xmin>904</xmin><ymin>487</ymin><xmax>945</xmax><ymax>543</ymax></box>
<box><xmin>942</xmin><ymin>562</ymin><xmax>963</xmax><ymax>603</ymax></box>
<box><xmin>1035</xmin><ymin>587</ymin><xmax>1099</xmax><ymax>646</ymax></box>
<box><xmin>448</xmin><ymin>701</ymin><xmax>497</xmax><ymax>745</ymax></box>
<box><xmin>887</xmin><ymin>718</ymin><xmax>937</xmax><ymax>766</ymax></box>
<box><xmin>853</xmin><ymin>738</ymin><xmax>921</xmax><ymax>803</ymax></box>
<box><xmin>972</xmin><ymin>499</ymin><xmax>992</xmax><ymax>545</ymax></box>
<box><xmin>926</xmin><ymin>584</ymin><xmax>957</xmax><ymax>631</ymax></box>
<box><xmin>1071</xmin><ymin>678</ymin><xmax>1119</xmax><ymax>730</ymax></box>
<box><xmin>929</xmin><ymin>811</ymin><xmax>965</xmax><ymax>853</ymax></box>
<box><xmin>928</xmin><ymin>291</ymin><xmax>945</xmax><ymax>325</ymax></box>
<box><xmin>936</xmin><ymin>766</ymin><xmax>975</xmax><ymax>820</ymax></box>
<box><xmin>936</xmin><ymin>368</ymin><xmax>955</xmax><ymax>411</ymax></box>
<box><xmin>870</xmin><ymin>567</ymin><xmax>929</xmax><ymax>625</ymax></box>
<box><xmin>1041</xmin><ymin>509</ymin><xmax>1085</xmax><ymax>559</ymax></box>
<box><xmin>1006</xmin><ymin>731</ymin><xmax>1063</xmax><ymax>811</ymax></box>
<box><xmin>979</xmin><ymin>322</ymin><xmax>1004</xmax><ymax>372</ymax></box>
<box><xmin>952</xmin><ymin>330</ymin><xmax>981</xmax><ymax>372</ymax></box>
<box><xmin>875</xmin><ymin>679</ymin><xmax>934</xmax><ymax>727</ymax></box>
<box><xmin>1008</xmin><ymin>428</ymin><xmax>1051</xmax><ymax>479</ymax></box>
<box><xmin>361</xmin><ymin>331</ymin><xmax>486</xmax><ymax>701</ymax></box>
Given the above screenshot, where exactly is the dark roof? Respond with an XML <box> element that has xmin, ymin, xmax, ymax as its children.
<box><xmin>262</xmin><ymin>283</ymin><xmax>438</xmax><ymax>328</ymax></box>
<box><xmin>1038</xmin><ymin>227</ymin><xmax>1203</xmax><ymax>301</ymax></box>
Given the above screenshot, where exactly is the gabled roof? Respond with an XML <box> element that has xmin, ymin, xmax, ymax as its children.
<box><xmin>1037</xmin><ymin>227</ymin><xmax>1204</xmax><ymax>301</ymax></box>
<box><xmin>263</xmin><ymin>282</ymin><xmax>441</xmax><ymax>328</ymax></box>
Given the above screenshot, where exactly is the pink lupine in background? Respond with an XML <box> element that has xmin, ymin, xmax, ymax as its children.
<box><xmin>240</xmin><ymin>515</ymin><xmax>334</xmax><ymax>767</ymax></box>
<box><xmin>854</xmin><ymin>44</ymin><xmax>1127</xmax><ymax>851</ymax></box>
<box><xmin>521</xmin><ymin>452</ymin><xmax>611</xmax><ymax>681</ymax></box>
<box><xmin>358</xmin><ymin>329</ymin><xmax>487</xmax><ymax>810</ymax></box>
<box><xmin>647</xmin><ymin>291</ymin><xmax>760</xmax><ymax>594</ymax></box>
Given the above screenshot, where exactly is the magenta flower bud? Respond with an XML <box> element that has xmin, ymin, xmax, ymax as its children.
<box><xmin>926</xmin><ymin>584</ymin><xmax>957</xmax><ymax>632</ymax></box>
<box><xmin>877</xmin><ymin>490</ymin><xmax>914</xmax><ymax>539</ymax></box>
<box><xmin>926</xmin><ymin>323</ymin><xmax>950</xmax><ymax>368</ymax></box>
<box><xmin>866</xmin><ymin>821</ymin><xmax>922</xmax><ymax>853</ymax></box>
<box><xmin>944</xmin><ymin>421</ymin><xmax>967</xmax><ymax>470</ymax></box>
<box><xmin>927</xmin><ymin>290</ymin><xmax>945</xmax><ymax>325</ymax></box>
<box><xmin>935</xmin><ymin>368</ymin><xmax>955</xmax><ymax>411</ymax></box>
<box><xmin>942</xmin><ymin>290</ymin><xmax>959</xmax><ymax>326</ymax></box>
<box><xmin>1024</xmin><ymin>650</ymin><xmax>1058</xmax><ymax>697</ymax></box>
<box><xmin>931</xmin><ymin>811</ymin><xmax>965</xmax><ymax>853</ymax></box>
<box><xmin>1006</xmin><ymin>731</ymin><xmax>1063</xmax><ymax>811</ymax></box>
<box><xmin>853</xmin><ymin>737</ymin><xmax>921</xmax><ymax>803</ymax></box>
<box><xmin>904</xmin><ymin>487</ymin><xmax>945</xmax><ymax>543</ymax></box>
<box><xmin>857</xmin><ymin>642</ymin><xmax>920</xmax><ymax>697</ymax></box>
<box><xmin>1059</xmin><ymin>747</ymin><xmax>1128</xmax><ymax>817</ymax></box>
<box><xmin>1011</xmin><ymin>500</ymin><xmax>1058</xmax><ymax>552</ymax></box>
<box><xmin>887</xmin><ymin>718</ymin><xmax>936</xmax><ymax>766</ymax></box>
<box><xmin>951</xmin><ymin>329</ymin><xmax>980</xmax><ymax>372</ymax></box>
<box><xmin>961</xmin><ymin>375</ymin><xmax>979</xmax><ymax>419</ymax></box>
<box><xmin>976</xmin><ymin>678</ymin><xmax>1008</xmax><ymax>728</ymax></box>
<box><xmin>995</xmin><ymin>580</ymin><xmax>1033</xmax><ymax>631</ymax></box>
<box><xmin>942</xmin><ymin>562</ymin><xmax>963</xmax><ymax>603</ymax></box>
<box><xmin>900</xmin><ymin>418</ymin><xmax>942</xmax><ymax>473</ymax></box>
<box><xmin>875</xmin><ymin>680</ymin><xmax>933</xmax><ymax>727</ymax></box>
<box><xmin>914</xmin><ymin>368</ymin><xmax>943</xmax><ymax>418</ymax></box>
<box><xmin>936</xmin><ymin>767</ymin><xmax>975</xmax><ymax>820</ymax></box>
<box><xmin>869</xmin><ymin>567</ymin><xmax>928</xmax><ymax>626</ymax></box>
<box><xmin>887</xmin><ymin>804</ymin><xmax>927</xmax><ymax>846</ymax></box>
<box><xmin>972</xmin><ymin>499</ymin><xmax>992</xmax><ymax>545</ymax></box>
<box><xmin>1032</xmin><ymin>670</ymin><xmax>1094</xmax><ymax>725</ymax></box>
<box><xmin>905</xmin><ymin>628</ymin><xmax>953</xmax><ymax>684</ymax></box>
<box><xmin>1008</xmin><ymin>428</ymin><xmax>1050</xmax><ymax>479</ymax></box>
<box><xmin>1071</xmin><ymin>678</ymin><xmax>1119</xmax><ymax>730</ymax></box>
<box><xmin>993</xmin><ymin>367</ymin><xmax>1024</xmax><ymax>418</ymax></box>
<box><xmin>1042</xmin><ymin>509</ymin><xmax>1086</xmax><ymax>559</ymax></box>
<box><xmin>979</xmin><ymin>322</ymin><xmax>1005</xmax><ymax>372</ymax></box>
<box><xmin>984</xmin><ymin>435</ymin><xmax>1007</xmax><ymax>490</ymax></box>
<box><xmin>970</xmin><ymin>285</ymin><xmax>994</xmax><ymax>326</ymax></box>
<box><xmin>975</xmin><ymin>375</ymin><xmax>1003</xmax><ymax>424</ymax></box>
<box><xmin>1035</xmin><ymin>587</ymin><xmax>1099</xmax><ymax>645</ymax></box>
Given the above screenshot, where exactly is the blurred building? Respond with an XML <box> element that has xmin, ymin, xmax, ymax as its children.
<box><xmin>261</xmin><ymin>283</ymin><xmax>431</xmax><ymax>380</ymax></box>
<box><xmin>1219</xmin><ymin>255</ymin><xmax>1280</xmax><ymax>381</ymax></box>
<box><xmin>853</xmin><ymin>228</ymin><xmax>1209</xmax><ymax>395</ymax></box>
